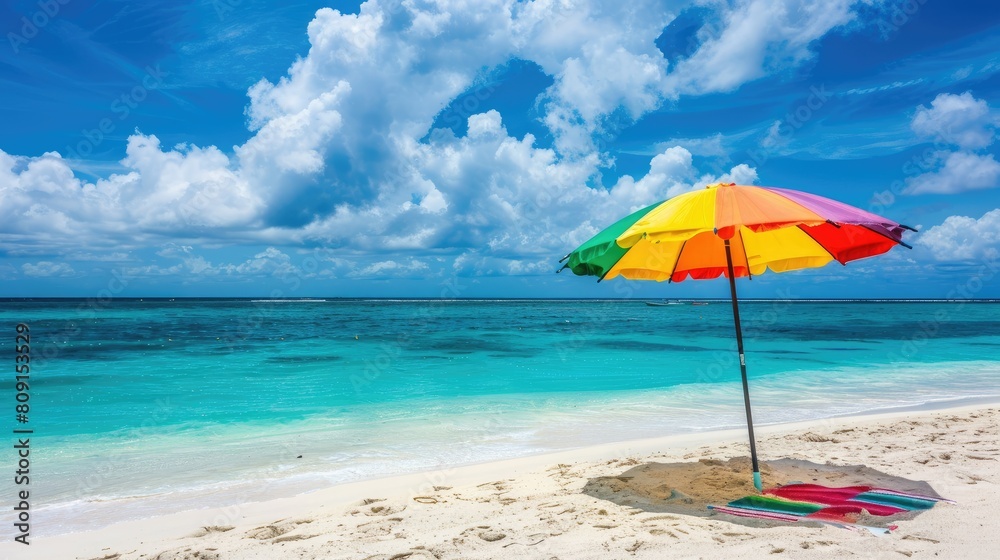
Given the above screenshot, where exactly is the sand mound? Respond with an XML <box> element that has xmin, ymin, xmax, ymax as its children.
<box><xmin>583</xmin><ymin>457</ymin><xmax>942</xmax><ymax>524</ymax></box>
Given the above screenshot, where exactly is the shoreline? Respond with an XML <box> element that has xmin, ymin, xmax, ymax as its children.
<box><xmin>30</xmin><ymin>394</ymin><xmax>1000</xmax><ymax>536</ymax></box>
<box><xmin>10</xmin><ymin>399</ymin><xmax>1000</xmax><ymax>559</ymax></box>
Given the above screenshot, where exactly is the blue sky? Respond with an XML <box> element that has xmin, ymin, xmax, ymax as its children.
<box><xmin>2</xmin><ymin>0</ymin><xmax>999</xmax><ymax>298</ymax></box>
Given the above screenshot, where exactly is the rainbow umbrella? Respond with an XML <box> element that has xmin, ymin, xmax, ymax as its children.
<box><xmin>559</xmin><ymin>182</ymin><xmax>915</xmax><ymax>491</ymax></box>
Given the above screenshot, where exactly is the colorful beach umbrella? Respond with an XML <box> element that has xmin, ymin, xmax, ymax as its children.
<box><xmin>559</xmin><ymin>183</ymin><xmax>915</xmax><ymax>491</ymax></box>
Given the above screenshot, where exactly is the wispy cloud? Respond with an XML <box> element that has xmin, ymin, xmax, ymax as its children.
<box><xmin>843</xmin><ymin>78</ymin><xmax>923</xmax><ymax>96</ymax></box>
<box><xmin>663</xmin><ymin>0</ymin><xmax>858</xmax><ymax>96</ymax></box>
<box><xmin>22</xmin><ymin>261</ymin><xmax>76</xmax><ymax>277</ymax></box>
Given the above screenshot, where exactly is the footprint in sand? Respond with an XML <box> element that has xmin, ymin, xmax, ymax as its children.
<box><xmin>357</xmin><ymin>517</ymin><xmax>404</xmax><ymax>537</ymax></box>
<box><xmin>361</xmin><ymin>550</ymin><xmax>437</xmax><ymax>560</ymax></box>
<box><xmin>187</xmin><ymin>526</ymin><xmax>234</xmax><ymax>538</ymax></box>
<box><xmin>648</xmin><ymin>528</ymin><xmax>678</xmax><ymax>538</ymax></box>
<box><xmin>367</xmin><ymin>504</ymin><xmax>406</xmax><ymax>516</ymax></box>
<box><xmin>413</xmin><ymin>496</ymin><xmax>439</xmax><ymax>504</ymax></box>
<box><xmin>800</xmin><ymin>540</ymin><xmax>837</xmax><ymax>549</ymax></box>
<box><xmin>247</xmin><ymin>524</ymin><xmax>294</xmax><ymax>540</ymax></box>
<box><xmin>800</xmin><ymin>432</ymin><xmax>839</xmax><ymax>443</ymax></box>
<box><xmin>351</xmin><ymin>498</ymin><xmax>406</xmax><ymax>516</ymax></box>
<box><xmin>150</xmin><ymin>547</ymin><xmax>221</xmax><ymax>560</ymax></box>
<box><xmin>273</xmin><ymin>533</ymin><xmax>319</xmax><ymax>543</ymax></box>
<box><xmin>245</xmin><ymin>519</ymin><xmax>313</xmax><ymax>540</ymax></box>
<box><xmin>478</xmin><ymin>530</ymin><xmax>507</xmax><ymax>542</ymax></box>
<box><xmin>456</xmin><ymin>526</ymin><xmax>507</xmax><ymax>543</ymax></box>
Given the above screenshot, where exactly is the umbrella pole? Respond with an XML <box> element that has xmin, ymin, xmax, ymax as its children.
<box><xmin>723</xmin><ymin>239</ymin><xmax>762</xmax><ymax>492</ymax></box>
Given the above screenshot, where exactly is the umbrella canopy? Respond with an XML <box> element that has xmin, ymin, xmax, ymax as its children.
<box><xmin>560</xmin><ymin>182</ymin><xmax>914</xmax><ymax>491</ymax></box>
<box><xmin>563</xmin><ymin>183</ymin><xmax>913</xmax><ymax>282</ymax></box>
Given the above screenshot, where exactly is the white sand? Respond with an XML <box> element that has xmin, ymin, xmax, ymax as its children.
<box><xmin>6</xmin><ymin>404</ymin><xmax>999</xmax><ymax>559</ymax></box>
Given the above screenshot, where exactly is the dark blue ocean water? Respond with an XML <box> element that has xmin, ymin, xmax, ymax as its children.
<box><xmin>3</xmin><ymin>299</ymin><xmax>999</xmax><ymax>533</ymax></box>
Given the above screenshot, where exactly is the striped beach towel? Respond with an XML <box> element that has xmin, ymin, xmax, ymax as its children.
<box><xmin>708</xmin><ymin>483</ymin><xmax>953</xmax><ymax>534</ymax></box>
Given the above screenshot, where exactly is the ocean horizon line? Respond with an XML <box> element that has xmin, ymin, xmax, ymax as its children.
<box><xmin>3</xmin><ymin>297</ymin><xmax>1000</xmax><ymax>303</ymax></box>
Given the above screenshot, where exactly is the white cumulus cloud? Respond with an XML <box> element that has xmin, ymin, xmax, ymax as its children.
<box><xmin>910</xmin><ymin>92</ymin><xmax>997</xmax><ymax>150</ymax></box>
<box><xmin>918</xmin><ymin>209</ymin><xmax>1000</xmax><ymax>261</ymax></box>
<box><xmin>905</xmin><ymin>93</ymin><xmax>1000</xmax><ymax>195</ymax></box>
<box><xmin>904</xmin><ymin>151</ymin><xmax>1000</xmax><ymax>195</ymax></box>
<box><xmin>0</xmin><ymin>0</ymin><xmax>877</xmax><ymax>282</ymax></box>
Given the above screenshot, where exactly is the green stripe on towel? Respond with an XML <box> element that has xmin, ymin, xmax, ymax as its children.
<box><xmin>727</xmin><ymin>495</ymin><xmax>825</xmax><ymax>516</ymax></box>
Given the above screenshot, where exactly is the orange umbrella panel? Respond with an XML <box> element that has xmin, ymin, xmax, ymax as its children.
<box><xmin>563</xmin><ymin>183</ymin><xmax>913</xmax><ymax>283</ymax></box>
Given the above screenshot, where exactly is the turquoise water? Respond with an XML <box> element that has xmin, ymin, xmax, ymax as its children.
<box><xmin>3</xmin><ymin>298</ymin><xmax>1000</xmax><ymax>534</ymax></box>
